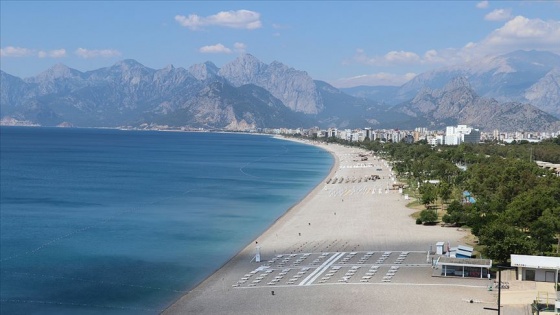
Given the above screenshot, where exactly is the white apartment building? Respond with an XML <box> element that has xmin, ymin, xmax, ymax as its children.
<box><xmin>445</xmin><ymin>125</ymin><xmax>480</xmax><ymax>145</ymax></box>
<box><xmin>428</xmin><ymin>134</ymin><xmax>444</xmax><ymax>146</ymax></box>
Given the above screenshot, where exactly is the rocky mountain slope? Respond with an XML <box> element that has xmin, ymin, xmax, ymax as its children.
<box><xmin>342</xmin><ymin>50</ymin><xmax>560</xmax><ymax>118</ymax></box>
<box><xmin>1</xmin><ymin>55</ymin><xmax>384</xmax><ymax>129</ymax></box>
<box><xmin>392</xmin><ymin>77</ymin><xmax>560</xmax><ymax>131</ymax></box>
<box><xmin>218</xmin><ymin>54</ymin><xmax>322</xmax><ymax>114</ymax></box>
<box><xmin>524</xmin><ymin>67</ymin><xmax>560</xmax><ymax>117</ymax></box>
<box><xmin>2</xmin><ymin>53</ymin><xmax>558</xmax><ymax>131</ymax></box>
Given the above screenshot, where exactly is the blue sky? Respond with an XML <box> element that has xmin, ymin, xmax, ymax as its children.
<box><xmin>1</xmin><ymin>1</ymin><xmax>559</xmax><ymax>87</ymax></box>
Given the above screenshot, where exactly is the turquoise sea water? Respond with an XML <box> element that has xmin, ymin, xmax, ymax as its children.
<box><xmin>0</xmin><ymin>127</ymin><xmax>333</xmax><ymax>314</ymax></box>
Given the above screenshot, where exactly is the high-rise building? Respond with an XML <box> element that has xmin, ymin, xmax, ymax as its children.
<box><xmin>444</xmin><ymin>125</ymin><xmax>480</xmax><ymax>145</ymax></box>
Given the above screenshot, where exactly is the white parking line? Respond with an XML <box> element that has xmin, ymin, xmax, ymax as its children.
<box><xmin>299</xmin><ymin>252</ymin><xmax>345</xmax><ymax>286</ymax></box>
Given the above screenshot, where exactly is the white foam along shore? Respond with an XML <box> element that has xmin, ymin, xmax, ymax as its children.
<box><xmin>163</xmin><ymin>137</ymin><xmax>497</xmax><ymax>315</ymax></box>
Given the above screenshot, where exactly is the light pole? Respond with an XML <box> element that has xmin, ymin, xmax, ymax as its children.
<box><xmin>484</xmin><ymin>265</ymin><xmax>515</xmax><ymax>315</ymax></box>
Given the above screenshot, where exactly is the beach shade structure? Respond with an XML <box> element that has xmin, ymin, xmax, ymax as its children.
<box><xmin>436</xmin><ymin>257</ymin><xmax>492</xmax><ymax>279</ymax></box>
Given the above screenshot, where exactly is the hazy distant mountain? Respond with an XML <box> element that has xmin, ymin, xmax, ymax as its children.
<box><xmin>339</xmin><ymin>86</ymin><xmax>399</xmax><ymax>105</ymax></box>
<box><xmin>342</xmin><ymin>50</ymin><xmax>560</xmax><ymax>118</ymax></box>
<box><xmin>188</xmin><ymin>61</ymin><xmax>221</xmax><ymax>82</ymax></box>
<box><xmin>2</xmin><ymin>52</ymin><xmax>558</xmax><ymax>131</ymax></box>
<box><xmin>218</xmin><ymin>54</ymin><xmax>323</xmax><ymax>114</ymax></box>
<box><xmin>391</xmin><ymin>77</ymin><xmax>560</xmax><ymax>131</ymax></box>
<box><xmin>146</xmin><ymin>81</ymin><xmax>312</xmax><ymax>129</ymax></box>
<box><xmin>0</xmin><ymin>55</ymin><xmax>383</xmax><ymax>129</ymax></box>
<box><xmin>524</xmin><ymin>67</ymin><xmax>560</xmax><ymax>117</ymax></box>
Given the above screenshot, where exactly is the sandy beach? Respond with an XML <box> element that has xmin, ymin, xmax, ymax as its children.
<box><xmin>163</xmin><ymin>139</ymin><xmax>514</xmax><ymax>314</ymax></box>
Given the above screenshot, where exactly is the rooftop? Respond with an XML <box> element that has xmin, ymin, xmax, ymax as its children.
<box><xmin>437</xmin><ymin>257</ymin><xmax>492</xmax><ymax>268</ymax></box>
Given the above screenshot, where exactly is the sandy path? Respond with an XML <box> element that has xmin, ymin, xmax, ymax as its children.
<box><xmin>163</xmin><ymin>140</ymin><xmax>496</xmax><ymax>315</ymax></box>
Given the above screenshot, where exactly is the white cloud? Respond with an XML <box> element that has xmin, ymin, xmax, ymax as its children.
<box><xmin>233</xmin><ymin>42</ymin><xmax>246</xmax><ymax>53</ymax></box>
<box><xmin>199</xmin><ymin>43</ymin><xmax>232</xmax><ymax>54</ymax></box>
<box><xmin>1</xmin><ymin>46</ymin><xmax>34</xmax><ymax>57</ymax></box>
<box><xmin>476</xmin><ymin>1</ymin><xmax>489</xmax><ymax>9</ymax></box>
<box><xmin>384</xmin><ymin>51</ymin><xmax>421</xmax><ymax>64</ymax></box>
<box><xmin>175</xmin><ymin>10</ymin><xmax>261</xmax><ymax>30</ymax></box>
<box><xmin>198</xmin><ymin>42</ymin><xmax>247</xmax><ymax>54</ymax></box>
<box><xmin>351</xmin><ymin>16</ymin><xmax>560</xmax><ymax>69</ymax></box>
<box><xmin>1</xmin><ymin>46</ymin><xmax>67</xmax><ymax>58</ymax></box>
<box><xmin>199</xmin><ymin>42</ymin><xmax>247</xmax><ymax>54</ymax></box>
<box><xmin>478</xmin><ymin>16</ymin><xmax>560</xmax><ymax>53</ymax></box>
<box><xmin>485</xmin><ymin>8</ymin><xmax>512</xmax><ymax>21</ymax></box>
<box><xmin>38</xmin><ymin>49</ymin><xmax>67</xmax><ymax>58</ymax></box>
<box><xmin>353</xmin><ymin>49</ymin><xmax>421</xmax><ymax>66</ymax></box>
<box><xmin>49</xmin><ymin>49</ymin><xmax>67</xmax><ymax>58</ymax></box>
<box><xmin>332</xmin><ymin>72</ymin><xmax>417</xmax><ymax>88</ymax></box>
<box><xmin>75</xmin><ymin>48</ymin><xmax>121</xmax><ymax>59</ymax></box>
<box><xmin>422</xmin><ymin>49</ymin><xmax>446</xmax><ymax>64</ymax></box>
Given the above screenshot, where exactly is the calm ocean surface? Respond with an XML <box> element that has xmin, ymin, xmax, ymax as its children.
<box><xmin>0</xmin><ymin>127</ymin><xmax>333</xmax><ymax>314</ymax></box>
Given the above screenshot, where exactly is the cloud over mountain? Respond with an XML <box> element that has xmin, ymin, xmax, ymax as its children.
<box><xmin>332</xmin><ymin>72</ymin><xmax>417</xmax><ymax>88</ymax></box>
<box><xmin>175</xmin><ymin>10</ymin><xmax>262</xmax><ymax>30</ymax></box>
<box><xmin>344</xmin><ymin>14</ymin><xmax>560</xmax><ymax>86</ymax></box>
<box><xmin>199</xmin><ymin>44</ymin><xmax>232</xmax><ymax>54</ymax></box>
<box><xmin>199</xmin><ymin>42</ymin><xmax>247</xmax><ymax>54</ymax></box>
<box><xmin>1</xmin><ymin>46</ymin><xmax>34</xmax><ymax>57</ymax></box>
<box><xmin>38</xmin><ymin>49</ymin><xmax>66</xmax><ymax>58</ymax></box>
<box><xmin>75</xmin><ymin>48</ymin><xmax>121</xmax><ymax>59</ymax></box>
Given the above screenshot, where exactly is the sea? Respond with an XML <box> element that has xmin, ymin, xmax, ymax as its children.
<box><xmin>0</xmin><ymin>127</ymin><xmax>333</xmax><ymax>315</ymax></box>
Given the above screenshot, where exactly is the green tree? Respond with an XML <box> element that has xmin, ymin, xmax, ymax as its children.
<box><xmin>419</xmin><ymin>184</ymin><xmax>437</xmax><ymax>208</ymax></box>
<box><xmin>505</xmin><ymin>186</ymin><xmax>560</xmax><ymax>232</ymax></box>
<box><xmin>530</xmin><ymin>215</ymin><xmax>556</xmax><ymax>254</ymax></box>
<box><xmin>420</xmin><ymin>209</ymin><xmax>438</xmax><ymax>225</ymax></box>
<box><xmin>438</xmin><ymin>181</ymin><xmax>452</xmax><ymax>211</ymax></box>
<box><xmin>442</xmin><ymin>200</ymin><xmax>466</xmax><ymax>226</ymax></box>
<box><xmin>479</xmin><ymin>221</ymin><xmax>536</xmax><ymax>263</ymax></box>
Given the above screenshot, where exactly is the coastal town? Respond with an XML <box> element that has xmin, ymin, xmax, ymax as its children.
<box><xmin>116</xmin><ymin>122</ymin><xmax>560</xmax><ymax>145</ymax></box>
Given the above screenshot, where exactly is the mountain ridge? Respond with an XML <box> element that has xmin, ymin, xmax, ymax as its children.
<box><xmin>342</xmin><ymin>50</ymin><xmax>560</xmax><ymax>119</ymax></box>
<box><xmin>1</xmin><ymin>52</ymin><xmax>559</xmax><ymax>132</ymax></box>
<box><xmin>392</xmin><ymin>76</ymin><xmax>560</xmax><ymax>131</ymax></box>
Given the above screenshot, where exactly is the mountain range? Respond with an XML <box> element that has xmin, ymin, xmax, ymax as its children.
<box><xmin>1</xmin><ymin>51</ymin><xmax>559</xmax><ymax>132</ymax></box>
<box><xmin>343</xmin><ymin>50</ymin><xmax>560</xmax><ymax>119</ymax></box>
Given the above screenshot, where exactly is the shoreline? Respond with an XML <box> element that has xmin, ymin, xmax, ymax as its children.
<box><xmin>162</xmin><ymin>136</ymin><xmax>340</xmax><ymax>311</ymax></box>
<box><xmin>161</xmin><ymin>133</ymin><xmax>338</xmax><ymax>314</ymax></box>
<box><xmin>164</xmin><ymin>138</ymin><xmax>496</xmax><ymax>315</ymax></box>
